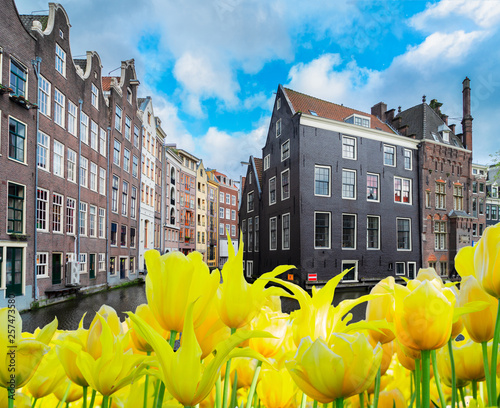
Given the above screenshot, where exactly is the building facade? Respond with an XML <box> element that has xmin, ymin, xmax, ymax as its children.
<box><xmin>195</xmin><ymin>161</ymin><xmax>208</xmax><ymax>261</ymax></box>
<box><xmin>177</xmin><ymin>149</ymin><xmax>198</xmax><ymax>255</ymax></box>
<box><xmin>164</xmin><ymin>146</ymin><xmax>181</xmax><ymax>253</ymax></box>
<box><xmin>206</xmin><ymin>170</ymin><xmax>219</xmax><ymax>269</ymax></box>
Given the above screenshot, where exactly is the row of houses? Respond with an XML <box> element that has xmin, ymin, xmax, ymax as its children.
<box><xmin>0</xmin><ymin>0</ymin><xmax>238</xmax><ymax>310</ymax></box>
<box><xmin>239</xmin><ymin>83</ymin><xmax>497</xmax><ymax>288</ymax></box>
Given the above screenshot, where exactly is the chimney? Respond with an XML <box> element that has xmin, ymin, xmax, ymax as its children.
<box><xmin>371</xmin><ymin>102</ymin><xmax>387</xmax><ymax>122</ymax></box>
<box><xmin>461</xmin><ymin>77</ymin><xmax>473</xmax><ymax>151</ymax></box>
<box><xmin>449</xmin><ymin>124</ymin><xmax>456</xmax><ymax>134</ymax></box>
<box><xmin>385</xmin><ymin>108</ymin><xmax>395</xmax><ymax>123</ymax></box>
<box><xmin>442</xmin><ymin>114</ymin><xmax>448</xmax><ymax>125</ymax></box>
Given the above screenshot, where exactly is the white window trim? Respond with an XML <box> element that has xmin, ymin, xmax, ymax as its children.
<box><xmin>342</xmin><ymin>169</ymin><xmax>357</xmax><ymax>200</ymax></box>
<box><xmin>366</xmin><ymin>215</ymin><xmax>380</xmax><ymax>250</ymax></box>
<box><xmin>79</xmin><ymin>253</ymin><xmax>87</xmax><ymax>274</ymax></box>
<box><xmin>246</xmin><ymin>260</ymin><xmax>253</xmax><ymax>278</ymax></box>
<box><xmin>54</xmin><ymin>88</ymin><xmax>65</xmax><ymax>128</ymax></box>
<box><xmin>276</xmin><ymin>118</ymin><xmax>282</xmax><ymax>138</ymax></box>
<box><xmin>396</xmin><ymin>217</ymin><xmax>412</xmax><ymax>252</ymax></box>
<box><xmin>264</xmin><ymin>154</ymin><xmax>270</xmax><ymax>171</ymax></box>
<box><xmin>37</xmin><ymin>131</ymin><xmax>50</xmax><ymax>173</ymax></box>
<box><xmin>314</xmin><ymin>211</ymin><xmax>331</xmax><ymax>250</ymax></box>
<box><xmin>394</xmin><ymin>177</ymin><xmax>412</xmax><ymax>205</ymax></box>
<box><xmin>89</xmin><ymin>205</ymin><xmax>97</xmax><ymax>237</ymax></box>
<box><xmin>269</xmin><ymin>216</ymin><xmax>277</xmax><ymax>251</ymax></box>
<box><xmin>342</xmin><ymin>213</ymin><xmax>357</xmax><ymax>250</ymax></box>
<box><xmin>52</xmin><ymin>192</ymin><xmax>64</xmax><ymax>234</ymax></box>
<box><xmin>281</xmin><ymin>169</ymin><xmax>290</xmax><ymax>201</ymax></box>
<box><xmin>366</xmin><ymin>172</ymin><xmax>380</xmax><ymax>203</ymax></box>
<box><xmin>342</xmin><ymin>135</ymin><xmax>357</xmax><ymax>160</ymax></box>
<box><xmin>383</xmin><ymin>144</ymin><xmax>396</xmax><ymax>167</ymax></box>
<box><xmin>314</xmin><ymin>165</ymin><xmax>331</xmax><ymax>197</ymax></box>
<box><xmin>55</xmin><ymin>43</ymin><xmax>66</xmax><ymax>77</ymax></box>
<box><xmin>38</xmin><ymin>75</ymin><xmax>51</xmax><ymax>118</ymax></box>
<box><xmin>36</xmin><ymin>188</ymin><xmax>49</xmax><ymax>232</ymax></box>
<box><xmin>407</xmin><ymin>262</ymin><xmax>417</xmax><ymax>279</ymax></box>
<box><xmin>281</xmin><ymin>139</ymin><xmax>290</xmax><ymax>162</ymax></box>
<box><xmin>269</xmin><ymin>176</ymin><xmax>277</xmax><ymax>205</ymax></box>
<box><xmin>98</xmin><ymin>253</ymin><xmax>106</xmax><ymax>271</ymax></box>
<box><xmin>395</xmin><ymin>261</ymin><xmax>406</xmax><ymax>276</ymax></box>
<box><xmin>404</xmin><ymin>148</ymin><xmax>413</xmax><ymax>170</ymax></box>
<box><xmin>36</xmin><ymin>252</ymin><xmax>49</xmax><ymax>278</ymax></box>
<box><xmin>282</xmin><ymin>212</ymin><xmax>290</xmax><ymax>250</ymax></box>
<box><xmin>341</xmin><ymin>260</ymin><xmax>359</xmax><ymax>283</ymax></box>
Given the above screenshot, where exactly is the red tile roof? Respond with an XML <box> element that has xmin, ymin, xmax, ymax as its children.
<box><xmin>102</xmin><ymin>76</ymin><xmax>119</xmax><ymax>91</ymax></box>
<box><xmin>283</xmin><ymin>88</ymin><xmax>394</xmax><ymax>134</ymax></box>
<box><xmin>253</xmin><ymin>157</ymin><xmax>263</xmax><ymax>186</ymax></box>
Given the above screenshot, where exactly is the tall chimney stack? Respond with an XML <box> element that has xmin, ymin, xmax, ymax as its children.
<box><xmin>461</xmin><ymin>77</ymin><xmax>473</xmax><ymax>151</ymax></box>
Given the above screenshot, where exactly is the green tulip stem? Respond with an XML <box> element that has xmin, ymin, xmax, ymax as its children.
<box><xmin>60</xmin><ymin>382</ymin><xmax>71</xmax><ymax>407</ymax></box>
<box><xmin>447</xmin><ymin>340</ymin><xmax>457</xmax><ymax>408</ymax></box>
<box><xmin>472</xmin><ymin>380</ymin><xmax>478</xmax><ymax>401</ymax></box>
<box><xmin>359</xmin><ymin>392</ymin><xmax>365</xmax><ymax>408</ymax></box>
<box><xmin>89</xmin><ymin>389</ymin><xmax>97</xmax><ymax>408</ymax></box>
<box><xmin>431</xmin><ymin>350</ymin><xmax>445</xmax><ymax>408</ymax></box>
<box><xmin>144</xmin><ymin>351</ymin><xmax>151</xmax><ymax>408</ymax></box>
<box><xmin>155</xmin><ymin>330</ymin><xmax>178</xmax><ymax>408</ymax></box>
<box><xmin>481</xmin><ymin>341</ymin><xmax>492</xmax><ymax>405</ymax></box>
<box><xmin>215</xmin><ymin>376</ymin><xmax>222</xmax><ymax>408</ymax></box>
<box><xmin>323</xmin><ymin>404</ymin><xmax>329</xmax><ymax>408</ymax></box>
<box><xmin>300</xmin><ymin>393</ymin><xmax>307</xmax><ymax>408</ymax></box>
<box><xmin>83</xmin><ymin>385</ymin><xmax>87</xmax><ymax>408</ymax></box>
<box><xmin>31</xmin><ymin>398</ymin><xmax>38</xmax><ymax>408</ymax></box>
<box><xmin>336</xmin><ymin>397</ymin><xmax>344</xmax><ymax>408</ymax></box>
<box><xmin>421</xmin><ymin>350</ymin><xmax>431</xmax><ymax>408</ymax></box>
<box><xmin>458</xmin><ymin>388</ymin><xmax>466</xmax><ymax>408</ymax></box>
<box><xmin>65</xmin><ymin>402</ymin><xmax>70</xmax><ymax>408</ymax></box>
<box><xmin>152</xmin><ymin>379</ymin><xmax>160</xmax><ymax>408</ymax></box>
<box><xmin>245</xmin><ymin>360</ymin><xmax>263</xmax><ymax>408</ymax></box>
<box><xmin>222</xmin><ymin>328</ymin><xmax>237</xmax><ymax>408</ymax></box>
<box><xmin>372</xmin><ymin>366</ymin><xmax>381</xmax><ymax>408</ymax></box>
<box><xmin>491</xmin><ymin>299</ymin><xmax>500</xmax><ymax>406</ymax></box>
<box><xmin>409</xmin><ymin>371</ymin><xmax>416</xmax><ymax>408</ymax></box>
<box><xmin>415</xmin><ymin>357</ymin><xmax>421</xmax><ymax>408</ymax></box>
<box><xmin>102</xmin><ymin>395</ymin><xmax>109</xmax><ymax>408</ymax></box>
<box><xmin>313</xmin><ymin>400</ymin><xmax>318</xmax><ymax>408</ymax></box>
<box><xmin>230</xmin><ymin>371</ymin><xmax>238</xmax><ymax>408</ymax></box>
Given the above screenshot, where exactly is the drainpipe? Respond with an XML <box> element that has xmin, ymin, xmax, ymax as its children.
<box><xmin>106</xmin><ymin>127</ymin><xmax>111</xmax><ymax>286</ymax></box>
<box><xmin>31</xmin><ymin>56</ymin><xmax>42</xmax><ymax>301</ymax></box>
<box><xmin>77</xmin><ymin>99</ymin><xmax>83</xmax><ymax>279</ymax></box>
<box><xmin>138</xmin><ymin>125</ymin><xmax>144</xmax><ymax>269</ymax></box>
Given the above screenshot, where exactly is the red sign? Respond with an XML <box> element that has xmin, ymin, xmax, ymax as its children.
<box><xmin>287</xmin><ymin>274</ymin><xmax>294</xmax><ymax>281</ymax></box>
<box><xmin>308</xmin><ymin>273</ymin><xmax>317</xmax><ymax>281</ymax></box>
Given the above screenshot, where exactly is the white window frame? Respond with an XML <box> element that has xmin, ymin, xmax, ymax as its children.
<box><xmin>366</xmin><ymin>172</ymin><xmax>380</xmax><ymax>202</ymax></box>
<box><xmin>314</xmin><ymin>211</ymin><xmax>331</xmax><ymax>249</ymax></box>
<box><xmin>269</xmin><ymin>216</ymin><xmax>277</xmax><ymax>251</ymax></box>
<box><xmin>125</xmin><ymin>116</ymin><xmax>132</xmax><ymax>141</ymax></box>
<box><xmin>264</xmin><ymin>154</ymin><xmax>270</xmax><ymax>170</ymax></box>
<box><xmin>38</xmin><ymin>75</ymin><xmax>51</xmax><ymax>117</ymax></box>
<box><xmin>219</xmin><ymin>207</ymin><xmax>224</xmax><ymax>219</ymax></box>
<box><xmin>247</xmin><ymin>191</ymin><xmax>254</xmax><ymax>212</ymax></box>
<box><xmin>341</xmin><ymin>260</ymin><xmax>359</xmax><ymax>282</ymax></box>
<box><xmin>68</xmin><ymin>101</ymin><xmax>77</xmax><ymax>136</ymax></box>
<box><xmin>99</xmin><ymin>128</ymin><xmax>107</xmax><ymax>157</ymax></box>
<box><xmin>36</xmin><ymin>253</ymin><xmax>49</xmax><ymax>278</ymax></box>
<box><xmin>79</xmin><ymin>202</ymin><xmax>87</xmax><ymax>236</ymax></box>
<box><xmin>124</xmin><ymin>148</ymin><xmax>130</xmax><ymax>173</ymax></box>
<box><xmin>98</xmin><ymin>253</ymin><xmax>106</xmax><ymax>271</ymax></box>
<box><xmin>396</xmin><ymin>217</ymin><xmax>412</xmax><ymax>251</ymax></box>
<box><xmin>246</xmin><ymin>260</ymin><xmax>253</xmax><ymax>278</ymax></box>
<box><xmin>366</xmin><ymin>215</ymin><xmax>380</xmax><ymax>250</ymax></box>
<box><xmin>232</xmin><ymin>195</ymin><xmax>236</xmax><ymax>206</ymax></box>
<box><xmin>36</xmin><ymin>188</ymin><xmax>49</xmax><ymax>232</ymax></box>
<box><xmin>394</xmin><ymin>177</ymin><xmax>412</xmax><ymax>205</ymax></box>
<box><xmin>80</xmin><ymin>156</ymin><xmax>88</xmax><ymax>188</ymax></box>
<box><xmin>115</xmin><ymin>105</ymin><xmax>122</xmax><ymax>132</ymax></box>
<box><xmin>282</xmin><ymin>213</ymin><xmax>290</xmax><ymax>250</ymax></box>
<box><xmin>231</xmin><ymin>210</ymin><xmax>236</xmax><ymax>221</ymax></box>
<box><xmin>55</xmin><ymin>43</ymin><xmax>66</xmax><ymax>77</ymax></box>
<box><xmin>54</xmin><ymin>88</ymin><xmax>65</xmax><ymax>128</ymax></box>
<box><xmin>80</xmin><ymin>112</ymin><xmax>89</xmax><ymax>145</ymax></box>
<box><xmin>90</xmin><ymin>162</ymin><xmax>98</xmax><ymax>192</ymax></box>
<box><xmin>226</xmin><ymin>208</ymin><xmax>230</xmax><ymax>220</ymax></box>
<box><xmin>90</xmin><ymin>121</ymin><xmax>98</xmax><ymax>151</ymax></box>
<box><xmin>37</xmin><ymin>131</ymin><xmax>50</xmax><ymax>172</ymax></box>
<box><xmin>342</xmin><ymin>169</ymin><xmax>356</xmax><ymax>200</ymax></box>
<box><xmin>220</xmin><ymin>192</ymin><xmax>224</xmax><ymax>203</ymax></box>
<box><xmin>66</xmin><ymin>197</ymin><xmax>76</xmax><ymax>235</ymax></box>
<box><xmin>383</xmin><ymin>144</ymin><xmax>395</xmax><ymax>167</ymax></box>
<box><xmin>404</xmin><ymin>149</ymin><xmax>412</xmax><ymax>170</ymax></box>
<box><xmin>52</xmin><ymin>193</ymin><xmax>63</xmax><ymax>233</ymax></box>
<box><xmin>269</xmin><ymin>176</ymin><xmax>276</xmax><ymax>205</ymax></box>
<box><xmin>395</xmin><ymin>262</ymin><xmax>406</xmax><ymax>276</ymax></box>
<box><xmin>314</xmin><ymin>165</ymin><xmax>331</xmax><ymax>197</ymax></box>
<box><xmin>113</xmin><ymin>139</ymin><xmax>121</xmax><ymax>166</ymax></box>
<box><xmin>342</xmin><ymin>136</ymin><xmax>357</xmax><ymax>160</ymax></box>
<box><xmin>99</xmin><ymin>208</ymin><xmax>105</xmax><ymax>238</ymax></box>
<box><xmin>342</xmin><ymin>213</ymin><xmax>357</xmax><ymax>250</ymax></box>
<box><xmin>281</xmin><ymin>169</ymin><xmax>290</xmax><ymax>201</ymax></box>
<box><xmin>276</xmin><ymin>118</ymin><xmax>282</xmax><ymax>138</ymax></box>
<box><xmin>79</xmin><ymin>253</ymin><xmax>87</xmax><ymax>274</ymax></box>
<box><xmin>89</xmin><ymin>205</ymin><xmax>97</xmax><ymax>237</ymax></box>
<box><xmin>281</xmin><ymin>139</ymin><xmax>290</xmax><ymax>161</ymax></box>
<box><xmin>91</xmin><ymin>83</ymin><xmax>99</xmax><ymax>109</ymax></box>
<box><xmin>99</xmin><ymin>168</ymin><xmax>106</xmax><ymax>195</ymax></box>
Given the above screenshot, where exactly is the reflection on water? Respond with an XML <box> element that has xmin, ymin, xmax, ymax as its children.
<box><xmin>20</xmin><ymin>282</ymin><xmax>368</xmax><ymax>333</ymax></box>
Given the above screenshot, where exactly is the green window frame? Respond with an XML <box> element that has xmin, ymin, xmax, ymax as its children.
<box><xmin>10</xmin><ymin>60</ymin><xmax>27</xmax><ymax>97</ymax></box>
<box><xmin>8</xmin><ymin>183</ymin><xmax>24</xmax><ymax>234</ymax></box>
<box><xmin>9</xmin><ymin>118</ymin><xmax>26</xmax><ymax>162</ymax></box>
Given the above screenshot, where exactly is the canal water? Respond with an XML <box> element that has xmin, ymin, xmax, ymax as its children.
<box><xmin>20</xmin><ymin>282</ymin><xmax>367</xmax><ymax>333</ymax></box>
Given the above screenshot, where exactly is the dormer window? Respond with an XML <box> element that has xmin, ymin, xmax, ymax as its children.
<box><xmin>277</xmin><ymin>98</ymin><xmax>281</xmax><ymax>110</ymax></box>
<box><xmin>344</xmin><ymin>114</ymin><xmax>370</xmax><ymax>128</ymax></box>
<box><xmin>127</xmin><ymin>88</ymin><xmax>133</xmax><ymax>104</ymax></box>
<box><xmin>442</xmin><ymin>131</ymin><xmax>449</xmax><ymax>143</ymax></box>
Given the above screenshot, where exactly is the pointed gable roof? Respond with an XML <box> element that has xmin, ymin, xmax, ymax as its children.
<box><xmin>282</xmin><ymin>87</ymin><xmax>395</xmax><ymax>134</ymax></box>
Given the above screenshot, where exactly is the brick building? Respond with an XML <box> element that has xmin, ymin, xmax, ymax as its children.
<box><xmin>177</xmin><ymin>149</ymin><xmax>198</xmax><ymax>255</ymax></box>
<box><xmin>164</xmin><ymin>145</ymin><xmax>181</xmax><ymax>253</ymax></box>
<box><xmin>195</xmin><ymin>161</ymin><xmax>208</xmax><ymax>261</ymax></box>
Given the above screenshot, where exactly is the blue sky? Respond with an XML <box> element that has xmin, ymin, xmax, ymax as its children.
<box><xmin>17</xmin><ymin>0</ymin><xmax>500</xmax><ymax>180</ymax></box>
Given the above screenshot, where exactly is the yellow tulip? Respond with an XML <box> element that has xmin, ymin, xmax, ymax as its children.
<box><xmin>257</xmin><ymin>368</ymin><xmax>297</xmax><ymax>408</ymax></box>
<box><xmin>457</xmin><ymin>275</ymin><xmax>498</xmax><ymax>343</ymax></box>
<box><xmin>286</xmin><ymin>333</ymin><xmax>382</xmax><ymax>403</ymax></box>
<box><xmin>193</xmin><ymin>298</ymin><xmax>230</xmax><ymax>360</ymax></box>
<box><xmin>217</xmin><ymin>237</ymin><xmax>291</xmax><ymax>330</ymax></box>
<box><xmin>0</xmin><ymin>308</ymin><xmax>49</xmax><ymax>389</ymax></box>
<box><xmin>26</xmin><ymin>347</ymin><xmax>67</xmax><ymax>399</ymax></box>
<box><xmin>53</xmin><ymin>377</ymin><xmax>84</xmax><ymax>403</ymax></box>
<box><xmin>87</xmin><ymin>305</ymin><xmax>123</xmax><ymax>359</ymax></box>
<box><xmin>416</xmin><ymin>268</ymin><xmax>443</xmax><ymax>284</ymax></box>
<box><xmin>76</xmin><ymin>313</ymin><xmax>146</xmax><ymax>396</ymax></box>
<box><xmin>455</xmin><ymin>245</ymin><xmax>476</xmax><ymax>278</ymax></box>
<box><xmin>365</xmin><ymin>277</ymin><xmax>395</xmax><ymax>344</ymax></box>
<box><xmin>395</xmin><ymin>340</ymin><xmax>417</xmax><ymax>371</ymax></box>
<box><xmin>230</xmin><ymin>358</ymin><xmax>257</xmax><ymax>389</ymax></box>
<box><xmin>145</xmin><ymin>249</ymin><xmax>220</xmax><ymax>333</ymax></box>
<box><xmin>128</xmin><ymin>301</ymin><xmax>271</xmax><ymax>407</ymax></box>
<box><xmin>56</xmin><ymin>328</ymin><xmax>89</xmax><ymax>387</ymax></box>
<box><xmin>127</xmin><ymin>303</ymin><xmax>167</xmax><ymax>354</ymax></box>
<box><xmin>249</xmin><ymin>307</ymin><xmax>288</xmax><ymax>358</ymax></box>
<box><xmin>378</xmin><ymin>389</ymin><xmax>406</xmax><ymax>408</ymax></box>
<box><xmin>0</xmin><ymin>389</ymin><xmax>31</xmax><ymax>407</ymax></box>
<box><xmin>393</xmin><ymin>279</ymin><xmax>455</xmax><ymax>351</ymax></box>
<box><xmin>474</xmin><ymin>224</ymin><xmax>500</xmax><ymax>298</ymax></box>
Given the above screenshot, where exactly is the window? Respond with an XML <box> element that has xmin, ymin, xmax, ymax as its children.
<box><xmin>269</xmin><ymin>177</ymin><xmax>276</xmax><ymax>204</ymax></box>
<box><xmin>220</xmin><ymin>192</ymin><xmax>224</xmax><ymax>203</ymax></box>
<box><xmin>479</xmin><ymin>223</ymin><xmax>484</xmax><ymax>236</ymax></box>
<box><xmin>277</xmin><ymin>97</ymin><xmax>281</xmax><ymax>110</ymax></box>
<box><xmin>315</xmin><ymin>212</ymin><xmax>330</xmax><ymax>249</ymax></box>
<box><xmin>342</xmin><ymin>170</ymin><xmax>356</xmax><ymax>199</ymax></box>
<box><xmin>99</xmin><ymin>128</ymin><xmax>107</xmax><ymax>156</ymax></box>
<box><xmin>134</xmin><ymin>125</ymin><xmax>140</xmax><ymax>148</ymax></box>
<box><xmin>115</xmin><ymin>105</ymin><xmax>122</xmax><ymax>132</ymax></box>
<box><xmin>226</xmin><ymin>208</ymin><xmax>230</xmax><ymax>220</ymax></box>
<box><xmin>493</xmin><ymin>205</ymin><xmax>498</xmax><ymax>220</ymax></box>
<box><xmin>396</xmin><ymin>262</ymin><xmax>405</xmax><ymax>276</ymax></box>
<box><xmin>219</xmin><ymin>223</ymin><xmax>224</xmax><ymax>235</ymax></box>
<box><xmin>113</xmin><ymin>139</ymin><xmax>121</xmax><ymax>165</ymax></box>
<box><xmin>384</xmin><ymin>145</ymin><xmax>395</xmax><ymax>166</ymax></box>
<box><xmin>232</xmin><ymin>195</ymin><xmax>236</xmax><ymax>206</ymax></box>
<box><xmin>125</xmin><ymin>116</ymin><xmax>131</xmax><ymax>141</ymax></box>
<box><xmin>99</xmin><ymin>208</ymin><xmax>105</xmax><ymax>238</ymax></box>
<box><xmin>89</xmin><ymin>205</ymin><xmax>97</xmax><ymax>237</ymax></box>
<box><xmin>124</xmin><ymin>149</ymin><xmax>130</xmax><ymax>173</ymax></box>
<box><xmin>231</xmin><ymin>210</ymin><xmax>236</xmax><ymax>221</ymax></box>
<box><xmin>132</xmin><ymin>155</ymin><xmax>138</xmax><ymax>178</ymax></box>
<box><xmin>67</xmin><ymin>149</ymin><xmax>76</xmax><ymax>182</ymax></box>
<box><xmin>440</xmin><ymin>262</ymin><xmax>448</xmax><ymax>277</ymax></box>
<box><xmin>80</xmin><ymin>157</ymin><xmax>88</xmax><ymax>188</ymax></box>
<box><xmin>472</xmin><ymin>223</ymin><xmax>477</xmax><ymax>236</ymax></box>
<box><xmin>341</xmin><ymin>261</ymin><xmax>358</xmax><ymax>282</ymax></box>
<box><xmin>282</xmin><ymin>213</ymin><xmax>290</xmax><ymax>250</ymax></box>
<box><xmin>404</xmin><ymin>149</ymin><xmax>412</xmax><ymax>170</ymax></box>
<box><xmin>472</xmin><ymin>198</ymin><xmax>478</xmax><ymax>217</ymax></box>
<box><xmin>130</xmin><ymin>227</ymin><xmax>136</xmax><ymax>248</ymax></box>
<box><xmin>264</xmin><ymin>154</ymin><xmax>270</xmax><ymax>170</ymax></box>
<box><xmin>79</xmin><ymin>202</ymin><xmax>87</xmax><ymax>236</ymax></box>
<box><xmin>366</xmin><ymin>173</ymin><xmax>379</xmax><ymax>201</ymax></box>
<box><xmin>9</xmin><ymin>117</ymin><xmax>26</xmax><ymax>162</ymax></box>
<box><xmin>8</xmin><ymin>183</ymin><xmax>24</xmax><ymax>233</ymax></box>
<box><xmin>314</xmin><ymin>165</ymin><xmax>330</xmax><ymax>196</ymax></box>
<box><xmin>38</xmin><ymin>76</ymin><xmax>51</xmax><ymax>116</ymax></box>
<box><xmin>109</xmin><ymin>257</ymin><xmax>116</xmax><ymax>275</ymax></box>
<box><xmin>425</xmin><ymin>190</ymin><xmax>431</xmax><ymax>208</ymax></box>
<box><xmin>79</xmin><ymin>253</ymin><xmax>87</xmax><ymax>274</ymax></box>
<box><xmin>248</xmin><ymin>218</ymin><xmax>253</xmax><ymax>253</ymax></box>
<box><xmin>122</xmin><ymin>181</ymin><xmax>128</xmax><ymax>216</ymax></box>
<box><xmin>270</xmin><ymin>217</ymin><xmax>277</xmax><ymax>250</ymax></box>
<box><xmin>435</xmin><ymin>182</ymin><xmax>446</xmax><ymax>209</ymax></box>
<box><xmin>36</xmin><ymin>253</ymin><xmax>49</xmax><ymax>277</ymax></box>
<box><xmin>220</xmin><ymin>207</ymin><xmax>224</xmax><ymax>219</ymax></box>
<box><xmin>80</xmin><ymin>112</ymin><xmax>89</xmax><ymax>145</ymax></box>
<box><xmin>90</xmin><ymin>121</ymin><xmax>98</xmax><ymax>151</ymax></box>
<box><xmin>53</xmin><ymin>141</ymin><xmax>64</xmax><ymax>178</ymax></box>
<box><xmin>68</xmin><ymin>101</ymin><xmax>77</xmax><ymax>136</ymax></box>
<box><xmin>342</xmin><ymin>136</ymin><xmax>356</xmax><ymax>159</ymax></box>
<box><xmin>247</xmin><ymin>191</ymin><xmax>254</xmax><ymax>212</ymax></box>
<box><xmin>90</xmin><ymin>162</ymin><xmax>98</xmax><ymax>191</ymax></box>
<box><xmin>367</xmin><ymin>216</ymin><xmax>380</xmax><ymax>250</ymax></box>
<box><xmin>54</xmin><ymin>89</ymin><xmax>65</xmax><ymax>127</ymax></box>
<box><xmin>255</xmin><ymin>216</ymin><xmax>259</xmax><ymax>252</ymax></box>
<box><xmin>276</xmin><ymin>119</ymin><xmax>282</xmax><ymax>137</ymax></box>
<box><xmin>397</xmin><ymin>218</ymin><xmax>411</xmax><ymax>250</ymax></box>
<box><xmin>453</xmin><ymin>185</ymin><xmax>463</xmax><ymax>211</ymax></box>
<box><xmin>36</xmin><ymin>189</ymin><xmax>48</xmax><ymax>231</ymax></box>
<box><xmin>37</xmin><ymin>131</ymin><xmax>50</xmax><ymax>171</ymax></box>
<box><xmin>66</xmin><ymin>198</ymin><xmax>75</xmax><ymax>234</ymax></box>
<box><xmin>226</xmin><ymin>193</ymin><xmax>230</xmax><ymax>204</ymax></box>
<box><xmin>231</xmin><ymin>225</ymin><xmax>236</xmax><ymax>237</ymax></box>
<box><xmin>121</xmin><ymin>225</ymin><xmax>127</xmax><ymax>247</ymax></box>
<box><xmin>55</xmin><ymin>44</ymin><xmax>66</xmax><ymax>76</ymax></box>
<box><xmin>281</xmin><ymin>140</ymin><xmax>290</xmax><ymax>161</ymax></box>
<box><xmin>480</xmin><ymin>183</ymin><xmax>485</xmax><ymax>193</ymax></box>
<box><xmin>52</xmin><ymin>193</ymin><xmax>63</xmax><ymax>233</ymax></box>
<box><xmin>112</xmin><ymin>175</ymin><xmax>119</xmax><ymax>213</ymax></box>
<box><xmin>10</xmin><ymin>60</ymin><xmax>27</xmax><ymax>97</ymax></box>
<box><xmin>394</xmin><ymin>177</ymin><xmax>411</xmax><ymax>204</ymax></box>
<box><xmin>99</xmin><ymin>253</ymin><xmax>106</xmax><ymax>271</ymax></box>
<box><xmin>111</xmin><ymin>223</ymin><xmax>117</xmax><ymax>246</ymax></box>
<box><xmin>91</xmin><ymin>83</ymin><xmax>99</xmax><ymax>109</ymax></box>
<box><xmin>246</xmin><ymin>261</ymin><xmax>253</xmax><ymax>279</ymax></box>
<box><xmin>99</xmin><ymin>168</ymin><xmax>106</xmax><ymax>195</ymax></box>
<box><xmin>479</xmin><ymin>199</ymin><xmax>484</xmax><ymax>215</ymax></box>
<box><xmin>342</xmin><ymin>214</ymin><xmax>356</xmax><ymax>249</ymax></box>
<box><xmin>435</xmin><ymin>221</ymin><xmax>447</xmax><ymax>250</ymax></box>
